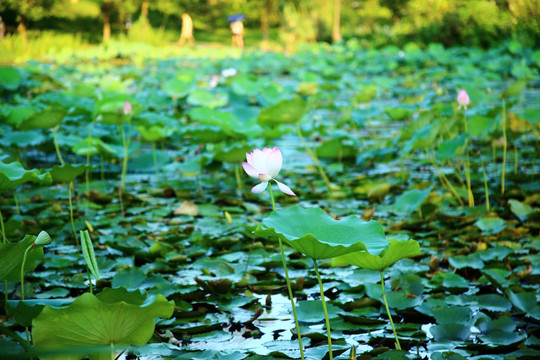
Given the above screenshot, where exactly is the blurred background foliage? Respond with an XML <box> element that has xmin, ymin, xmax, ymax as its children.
<box><xmin>0</xmin><ymin>0</ymin><xmax>539</xmax><ymax>62</ymax></box>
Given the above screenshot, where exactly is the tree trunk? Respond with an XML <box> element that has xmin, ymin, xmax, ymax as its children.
<box><xmin>261</xmin><ymin>0</ymin><xmax>270</xmax><ymax>45</ymax></box>
<box><xmin>103</xmin><ymin>13</ymin><xmax>111</xmax><ymax>44</ymax></box>
<box><xmin>332</xmin><ymin>0</ymin><xmax>342</xmax><ymax>43</ymax></box>
<box><xmin>18</xmin><ymin>16</ymin><xmax>27</xmax><ymax>48</ymax></box>
<box><xmin>141</xmin><ymin>1</ymin><xmax>149</xmax><ymax>35</ymax></box>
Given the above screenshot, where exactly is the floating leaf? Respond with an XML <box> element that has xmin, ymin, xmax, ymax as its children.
<box><xmin>257</xmin><ymin>97</ymin><xmax>307</xmax><ymax>126</ymax></box>
<box><xmin>32</xmin><ymin>290</ymin><xmax>174</xmax><ymax>360</ymax></box>
<box><xmin>0</xmin><ymin>234</ymin><xmax>43</xmax><ymax>281</ymax></box>
<box><xmin>475</xmin><ymin>217</ymin><xmax>506</xmax><ymax>235</ymax></box>
<box><xmin>508</xmin><ymin>199</ymin><xmax>535</xmax><ymax>222</ymax></box>
<box><xmin>49</xmin><ymin>163</ymin><xmax>89</xmax><ymax>183</ymax></box>
<box><xmin>255</xmin><ymin>206</ymin><xmax>388</xmax><ymax>259</ymax></box>
<box><xmin>19</xmin><ymin>107</ymin><xmax>66</xmax><ymax>130</ymax></box>
<box><xmin>332</xmin><ymin>239</ymin><xmax>420</xmax><ymax>271</ymax></box>
<box><xmin>0</xmin><ymin>66</ymin><xmax>23</xmax><ymax>90</ymax></box>
<box><xmin>0</xmin><ymin>161</ymin><xmax>52</xmax><ymax>192</ymax></box>
<box><xmin>392</xmin><ymin>186</ymin><xmax>432</xmax><ymax>214</ymax></box>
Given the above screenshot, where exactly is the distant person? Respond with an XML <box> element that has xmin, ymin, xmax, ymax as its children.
<box><xmin>230</xmin><ymin>19</ymin><xmax>244</xmax><ymax>48</ymax></box>
<box><xmin>0</xmin><ymin>17</ymin><xmax>5</xmax><ymax>39</ymax></box>
<box><xmin>178</xmin><ymin>13</ymin><xmax>195</xmax><ymax>46</ymax></box>
<box><xmin>125</xmin><ymin>18</ymin><xmax>132</xmax><ymax>34</ymax></box>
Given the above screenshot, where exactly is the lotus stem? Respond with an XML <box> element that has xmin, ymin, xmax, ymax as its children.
<box><xmin>463</xmin><ymin>113</ymin><xmax>474</xmax><ymax>207</ymax></box>
<box><xmin>296</xmin><ymin>123</ymin><xmax>334</xmax><ymax>191</ymax></box>
<box><xmin>85</xmin><ymin>122</ymin><xmax>93</xmax><ymax>197</ymax></box>
<box><xmin>110</xmin><ymin>342</ymin><xmax>114</xmax><ymax>360</ymax></box>
<box><xmin>268</xmin><ymin>182</ymin><xmax>305</xmax><ymax>359</ymax></box>
<box><xmin>0</xmin><ymin>208</ymin><xmax>6</xmax><ymax>244</ymax></box>
<box><xmin>380</xmin><ymin>271</ymin><xmax>401</xmax><ymax>350</ymax></box>
<box><xmin>501</xmin><ymin>98</ymin><xmax>507</xmax><ymax>195</ymax></box>
<box><xmin>481</xmin><ymin>159</ymin><xmax>490</xmax><ymax>212</ymax></box>
<box><xmin>235</xmin><ymin>164</ymin><xmax>244</xmax><ymax>195</ymax></box>
<box><xmin>152</xmin><ymin>142</ymin><xmax>159</xmax><ymax>179</ymax></box>
<box><xmin>13</xmin><ymin>194</ymin><xmax>20</xmax><ymax>214</ymax></box>
<box><xmin>68</xmin><ymin>181</ymin><xmax>80</xmax><ymax>252</ymax></box>
<box><xmin>100</xmin><ymin>154</ymin><xmax>105</xmax><ymax>181</ymax></box>
<box><xmin>426</xmin><ymin>151</ymin><xmax>464</xmax><ymax>206</ymax></box>
<box><xmin>20</xmin><ymin>245</ymin><xmax>31</xmax><ymax>300</ymax></box>
<box><xmin>52</xmin><ymin>129</ymin><xmax>65</xmax><ymax>166</ymax></box>
<box><xmin>87</xmin><ymin>269</ymin><xmax>93</xmax><ymax>294</ymax></box>
<box><xmin>314</xmin><ymin>260</ymin><xmax>333</xmax><ymax>360</ymax></box>
<box><xmin>119</xmin><ymin>124</ymin><xmax>129</xmax><ymax>190</ymax></box>
<box><xmin>514</xmin><ymin>143</ymin><xmax>518</xmax><ymax>174</ymax></box>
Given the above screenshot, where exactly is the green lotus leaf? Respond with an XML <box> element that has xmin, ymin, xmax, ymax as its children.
<box><xmin>72</xmin><ymin>137</ymin><xmax>116</xmax><ymax>157</ymax></box>
<box><xmin>0</xmin><ymin>234</ymin><xmax>44</xmax><ymax>281</ymax></box>
<box><xmin>0</xmin><ymin>66</ymin><xmax>23</xmax><ymax>90</ymax></box>
<box><xmin>212</xmin><ymin>143</ymin><xmax>252</xmax><ymax>163</ymax></box>
<box><xmin>257</xmin><ymin>97</ymin><xmax>307</xmax><ymax>127</ymax></box>
<box><xmin>0</xmin><ymin>161</ymin><xmax>52</xmax><ymax>192</ymax></box>
<box><xmin>508</xmin><ymin>199</ymin><xmax>535</xmax><ymax>222</ymax></box>
<box><xmin>136</xmin><ymin>125</ymin><xmax>173</xmax><ymax>142</ymax></box>
<box><xmin>32</xmin><ymin>291</ymin><xmax>174</xmax><ymax>360</ymax></box>
<box><xmin>19</xmin><ymin>106</ymin><xmax>66</xmax><ymax>130</ymax></box>
<box><xmin>254</xmin><ymin>206</ymin><xmax>389</xmax><ymax>259</ymax></box>
<box><xmin>187</xmin><ymin>90</ymin><xmax>228</xmax><ymax>108</ymax></box>
<box><xmin>315</xmin><ymin>139</ymin><xmax>358</xmax><ymax>159</ymax></box>
<box><xmin>332</xmin><ymin>238</ymin><xmax>420</xmax><ymax>271</ymax></box>
<box><xmin>181</xmin><ymin>125</ymin><xmax>226</xmax><ymax>143</ymax></box>
<box><xmin>94</xmin><ymin>95</ymin><xmax>136</xmax><ymax>125</ymax></box>
<box><xmin>162</xmin><ymin>78</ymin><xmax>195</xmax><ymax>98</ymax></box>
<box><xmin>49</xmin><ymin>163</ymin><xmax>89</xmax><ymax>183</ymax></box>
<box><xmin>392</xmin><ymin>186</ymin><xmax>433</xmax><ymax>214</ymax></box>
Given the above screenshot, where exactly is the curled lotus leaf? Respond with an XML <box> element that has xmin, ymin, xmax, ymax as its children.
<box><xmin>254</xmin><ymin>206</ymin><xmax>389</xmax><ymax>260</ymax></box>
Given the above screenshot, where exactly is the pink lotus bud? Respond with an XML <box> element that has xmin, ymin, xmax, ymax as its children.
<box><xmin>457</xmin><ymin>89</ymin><xmax>470</xmax><ymax>110</ymax></box>
<box><xmin>123</xmin><ymin>101</ymin><xmax>132</xmax><ymax>115</ymax></box>
<box><xmin>242</xmin><ymin>146</ymin><xmax>296</xmax><ymax>196</ymax></box>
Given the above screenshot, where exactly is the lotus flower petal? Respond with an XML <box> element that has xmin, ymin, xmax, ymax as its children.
<box><xmin>266</xmin><ymin>147</ymin><xmax>282</xmax><ymax>178</ymax></box>
<box><xmin>275</xmin><ymin>180</ymin><xmax>296</xmax><ymax>196</ymax></box>
<box><xmin>242</xmin><ymin>162</ymin><xmax>259</xmax><ymax>179</ymax></box>
<box><xmin>252</xmin><ymin>182</ymin><xmax>268</xmax><ymax>193</ymax></box>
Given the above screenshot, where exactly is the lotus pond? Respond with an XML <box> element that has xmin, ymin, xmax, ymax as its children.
<box><xmin>0</xmin><ymin>41</ymin><xmax>539</xmax><ymax>360</ymax></box>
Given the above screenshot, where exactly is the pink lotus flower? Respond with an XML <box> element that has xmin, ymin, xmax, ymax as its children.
<box><xmin>242</xmin><ymin>147</ymin><xmax>296</xmax><ymax>196</ymax></box>
<box><xmin>123</xmin><ymin>101</ymin><xmax>132</xmax><ymax>115</ymax></box>
<box><xmin>457</xmin><ymin>89</ymin><xmax>470</xmax><ymax>110</ymax></box>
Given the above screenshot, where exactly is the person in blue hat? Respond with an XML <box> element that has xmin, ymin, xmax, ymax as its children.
<box><xmin>230</xmin><ymin>17</ymin><xmax>244</xmax><ymax>48</ymax></box>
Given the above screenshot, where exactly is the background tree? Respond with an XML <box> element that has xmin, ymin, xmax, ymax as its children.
<box><xmin>0</xmin><ymin>0</ymin><xmax>59</xmax><ymax>46</ymax></box>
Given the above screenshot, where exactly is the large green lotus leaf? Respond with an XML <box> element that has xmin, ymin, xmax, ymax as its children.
<box><xmin>385</xmin><ymin>107</ymin><xmax>412</xmax><ymax>121</ymax></box>
<box><xmin>508</xmin><ymin>199</ymin><xmax>535</xmax><ymax>222</ymax></box>
<box><xmin>475</xmin><ymin>216</ymin><xmax>506</xmax><ymax>235</ymax></box>
<box><xmin>315</xmin><ymin>139</ymin><xmax>357</xmax><ymax>159</ymax></box>
<box><xmin>94</xmin><ymin>95</ymin><xmax>136</xmax><ymax>125</ymax></box>
<box><xmin>181</xmin><ymin>125</ymin><xmax>226</xmax><ymax>143</ymax></box>
<box><xmin>254</xmin><ymin>206</ymin><xmax>388</xmax><ymax>259</ymax></box>
<box><xmin>19</xmin><ymin>107</ymin><xmax>66</xmax><ymax>130</ymax></box>
<box><xmin>49</xmin><ymin>164</ymin><xmax>89</xmax><ymax>183</ymax></box>
<box><xmin>0</xmin><ymin>234</ymin><xmax>44</xmax><ymax>281</ymax></box>
<box><xmin>468</xmin><ymin>115</ymin><xmax>496</xmax><ymax>137</ymax></box>
<box><xmin>136</xmin><ymin>125</ymin><xmax>173</xmax><ymax>142</ymax></box>
<box><xmin>187</xmin><ymin>90</ymin><xmax>228</xmax><ymax>108</ymax></box>
<box><xmin>72</xmin><ymin>138</ymin><xmax>116</xmax><ymax>157</ymax></box>
<box><xmin>231</xmin><ymin>76</ymin><xmax>260</xmax><ymax>96</ymax></box>
<box><xmin>162</xmin><ymin>78</ymin><xmax>195</xmax><ymax>98</ymax></box>
<box><xmin>0</xmin><ymin>66</ymin><xmax>22</xmax><ymax>90</ymax></box>
<box><xmin>437</xmin><ymin>134</ymin><xmax>467</xmax><ymax>159</ymax></box>
<box><xmin>6</xmin><ymin>299</ymin><xmax>72</xmax><ymax>327</ymax></box>
<box><xmin>212</xmin><ymin>143</ymin><xmax>252</xmax><ymax>163</ymax></box>
<box><xmin>257</xmin><ymin>97</ymin><xmax>307</xmax><ymax>126</ymax></box>
<box><xmin>0</xmin><ymin>161</ymin><xmax>52</xmax><ymax>192</ymax></box>
<box><xmin>331</xmin><ymin>239</ymin><xmax>420</xmax><ymax>271</ymax></box>
<box><xmin>32</xmin><ymin>291</ymin><xmax>174</xmax><ymax>360</ymax></box>
<box><xmin>392</xmin><ymin>186</ymin><xmax>432</xmax><ymax>214</ymax></box>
